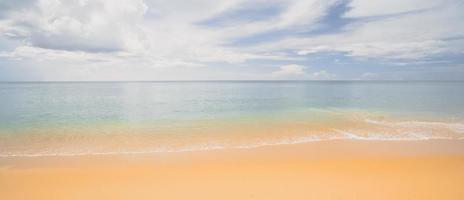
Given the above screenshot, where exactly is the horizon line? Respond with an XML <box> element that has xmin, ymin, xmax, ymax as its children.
<box><xmin>1</xmin><ymin>80</ymin><xmax>463</xmax><ymax>83</ymax></box>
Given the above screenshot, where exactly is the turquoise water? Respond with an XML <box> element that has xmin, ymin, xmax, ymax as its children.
<box><xmin>1</xmin><ymin>81</ymin><xmax>464</xmax><ymax>156</ymax></box>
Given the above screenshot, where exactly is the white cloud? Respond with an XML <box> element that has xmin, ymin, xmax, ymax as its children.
<box><xmin>344</xmin><ymin>0</ymin><xmax>445</xmax><ymax>17</ymax></box>
<box><xmin>361</xmin><ymin>72</ymin><xmax>379</xmax><ymax>79</ymax></box>
<box><xmin>272</xmin><ymin>64</ymin><xmax>306</xmax><ymax>76</ymax></box>
<box><xmin>272</xmin><ymin>64</ymin><xmax>336</xmax><ymax>80</ymax></box>
<box><xmin>4</xmin><ymin>0</ymin><xmax>458</xmax><ymax>63</ymax></box>
<box><xmin>252</xmin><ymin>0</ymin><xmax>464</xmax><ymax>60</ymax></box>
<box><xmin>210</xmin><ymin>0</ymin><xmax>338</xmax><ymax>40</ymax></box>
<box><xmin>2</xmin><ymin>0</ymin><xmax>148</xmax><ymax>52</ymax></box>
<box><xmin>1</xmin><ymin>0</ymin><xmax>331</xmax><ymax>69</ymax></box>
<box><xmin>310</xmin><ymin>70</ymin><xmax>336</xmax><ymax>80</ymax></box>
<box><xmin>0</xmin><ymin>0</ymin><xmax>463</xmax><ymax>80</ymax></box>
<box><xmin>298</xmin><ymin>40</ymin><xmax>448</xmax><ymax>59</ymax></box>
<box><xmin>0</xmin><ymin>0</ymin><xmax>262</xmax><ymax>69</ymax></box>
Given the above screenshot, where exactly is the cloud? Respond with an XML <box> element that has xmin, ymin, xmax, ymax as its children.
<box><xmin>1</xmin><ymin>0</ymin><xmax>148</xmax><ymax>52</ymax></box>
<box><xmin>0</xmin><ymin>0</ymin><xmax>262</xmax><ymax>66</ymax></box>
<box><xmin>217</xmin><ymin>0</ymin><xmax>340</xmax><ymax>45</ymax></box>
<box><xmin>361</xmin><ymin>72</ymin><xmax>379</xmax><ymax>79</ymax></box>
<box><xmin>344</xmin><ymin>0</ymin><xmax>444</xmax><ymax>18</ymax></box>
<box><xmin>3</xmin><ymin>0</ymin><xmax>460</xmax><ymax>61</ymax></box>
<box><xmin>251</xmin><ymin>0</ymin><xmax>464</xmax><ymax>60</ymax></box>
<box><xmin>272</xmin><ymin>64</ymin><xmax>306</xmax><ymax>76</ymax></box>
<box><xmin>0</xmin><ymin>0</ymin><xmax>463</xmax><ymax>81</ymax></box>
<box><xmin>0</xmin><ymin>0</ymin><xmax>35</xmax><ymax>19</ymax></box>
<box><xmin>310</xmin><ymin>70</ymin><xmax>336</xmax><ymax>80</ymax></box>
<box><xmin>297</xmin><ymin>40</ymin><xmax>448</xmax><ymax>59</ymax></box>
<box><xmin>198</xmin><ymin>1</ymin><xmax>284</xmax><ymax>26</ymax></box>
<box><xmin>272</xmin><ymin>64</ymin><xmax>336</xmax><ymax>80</ymax></box>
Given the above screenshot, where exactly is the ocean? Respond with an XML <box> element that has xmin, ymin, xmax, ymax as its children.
<box><xmin>1</xmin><ymin>81</ymin><xmax>463</xmax><ymax>157</ymax></box>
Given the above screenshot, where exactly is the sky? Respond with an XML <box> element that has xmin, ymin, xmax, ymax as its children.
<box><xmin>0</xmin><ymin>0</ymin><xmax>463</xmax><ymax>81</ymax></box>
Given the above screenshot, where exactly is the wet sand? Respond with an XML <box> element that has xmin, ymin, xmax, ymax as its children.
<box><xmin>1</xmin><ymin>139</ymin><xmax>464</xmax><ymax>200</ymax></box>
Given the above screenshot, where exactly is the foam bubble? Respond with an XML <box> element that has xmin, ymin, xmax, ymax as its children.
<box><xmin>365</xmin><ymin>119</ymin><xmax>464</xmax><ymax>133</ymax></box>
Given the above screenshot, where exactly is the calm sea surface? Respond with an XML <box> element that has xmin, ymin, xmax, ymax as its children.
<box><xmin>1</xmin><ymin>81</ymin><xmax>463</xmax><ymax>156</ymax></box>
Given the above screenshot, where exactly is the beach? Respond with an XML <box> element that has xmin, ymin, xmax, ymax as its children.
<box><xmin>1</xmin><ymin>82</ymin><xmax>464</xmax><ymax>199</ymax></box>
<box><xmin>2</xmin><ymin>139</ymin><xmax>464</xmax><ymax>200</ymax></box>
<box><xmin>1</xmin><ymin>0</ymin><xmax>463</xmax><ymax>198</ymax></box>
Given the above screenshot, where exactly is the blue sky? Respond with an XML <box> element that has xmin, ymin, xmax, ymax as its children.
<box><xmin>0</xmin><ymin>0</ymin><xmax>463</xmax><ymax>81</ymax></box>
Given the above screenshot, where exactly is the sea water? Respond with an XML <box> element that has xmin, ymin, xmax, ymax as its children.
<box><xmin>1</xmin><ymin>81</ymin><xmax>463</xmax><ymax>156</ymax></box>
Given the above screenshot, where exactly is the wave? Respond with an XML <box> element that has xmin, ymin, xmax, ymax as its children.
<box><xmin>331</xmin><ymin>129</ymin><xmax>452</xmax><ymax>141</ymax></box>
<box><xmin>2</xmin><ymin>116</ymin><xmax>464</xmax><ymax>158</ymax></box>
<box><xmin>364</xmin><ymin>119</ymin><xmax>464</xmax><ymax>133</ymax></box>
<box><xmin>1</xmin><ymin>133</ymin><xmax>461</xmax><ymax>158</ymax></box>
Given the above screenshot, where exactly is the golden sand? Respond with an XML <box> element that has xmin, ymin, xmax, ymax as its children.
<box><xmin>1</xmin><ymin>139</ymin><xmax>464</xmax><ymax>200</ymax></box>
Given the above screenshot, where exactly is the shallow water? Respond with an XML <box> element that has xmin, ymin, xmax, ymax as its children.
<box><xmin>1</xmin><ymin>81</ymin><xmax>463</xmax><ymax>156</ymax></box>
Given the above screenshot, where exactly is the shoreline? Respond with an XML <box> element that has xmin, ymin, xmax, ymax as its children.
<box><xmin>0</xmin><ymin>138</ymin><xmax>464</xmax><ymax>158</ymax></box>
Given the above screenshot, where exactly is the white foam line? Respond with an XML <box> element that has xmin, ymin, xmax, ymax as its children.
<box><xmin>1</xmin><ymin>136</ymin><xmax>461</xmax><ymax>158</ymax></box>
<box><xmin>365</xmin><ymin>119</ymin><xmax>464</xmax><ymax>133</ymax></box>
<box><xmin>330</xmin><ymin>129</ymin><xmax>456</xmax><ymax>141</ymax></box>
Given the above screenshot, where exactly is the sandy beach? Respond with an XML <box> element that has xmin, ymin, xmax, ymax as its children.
<box><xmin>1</xmin><ymin>139</ymin><xmax>464</xmax><ymax>200</ymax></box>
<box><xmin>1</xmin><ymin>0</ymin><xmax>464</xmax><ymax>198</ymax></box>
